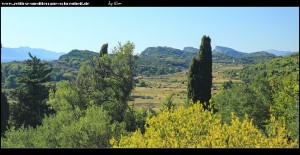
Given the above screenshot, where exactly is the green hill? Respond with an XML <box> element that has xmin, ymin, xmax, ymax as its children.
<box><xmin>48</xmin><ymin>49</ymin><xmax>98</xmax><ymax>81</ymax></box>
<box><xmin>58</xmin><ymin>49</ymin><xmax>98</xmax><ymax>61</ymax></box>
<box><xmin>239</xmin><ymin>52</ymin><xmax>299</xmax><ymax>82</ymax></box>
<box><xmin>136</xmin><ymin>47</ymin><xmax>195</xmax><ymax>76</ymax></box>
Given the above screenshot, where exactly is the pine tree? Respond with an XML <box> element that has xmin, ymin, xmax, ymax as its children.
<box><xmin>11</xmin><ymin>53</ymin><xmax>53</xmax><ymax>128</ymax></box>
<box><xmin>187</xmin><ymin>35</ymin><xmax>212</xmax><ymax>109</ymax></box>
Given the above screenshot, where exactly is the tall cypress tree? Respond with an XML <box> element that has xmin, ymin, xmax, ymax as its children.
<box><xmin>11</xmin><ymin>53</ymin><xmax>53</xmax><ymax>128</ymax></box>
<box><xmin>99</xmin><ymin>43</ymin><xmax>108</xmax><ymax>57</ymax></box>
<box><xmin>187</xmin><ymin>35</ymin><xmax>212</xmax><ymax>109</ymax></box>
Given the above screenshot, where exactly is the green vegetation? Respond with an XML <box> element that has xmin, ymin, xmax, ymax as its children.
<box><xmin>135</xmin><ymin>46</ymin><xmax>190</xmax><ymax>76</ymax></box>
<box><xmin>9</xmin><ymin>53</ymin><xmax>53</xmax><ymax>128</ymax></box>
<box><xmin>111</xmin><ymin>102</ymin><xmax>298</xmax><ymax>148</ymax></box>
<box><xmin>1</xmin><ymin>43</ymin><xmax>9</xmax><ymax>135</ymax></box>
<box><xmin>221</xmin><ymin>80</ymin><xmax>233</xmax><ymax>90</ymax></box>
<box><xmin>1</xmin><ymin>40</ymin><xmax>298</xmax><ymax>148</ymax></box>
<box><xmin>214</xmin><ymin>52</ymin><xmax>299</xmax><ymax>139</ymax></box>
<box><xmin>1</xmin><ymin>106</ymin><xmax>126</xmax><ymax>148</ymax></box>
<box><xmin>1</xmin><ymin>62</ymin><xmax>22</xmax><ymax>89</ymax></box>
<box><xmin>214</xmin><ymin>79</ymin><xmax>273</xmax><ymax>130</ymax></box>
<box><xmin>49</xmin><ymin>42</ymin><xmax>137</xmax><ymax>123</ymax></box>
<box><xmin>159</xmin><ymin>93</ymin><xmax>176</xmax><ymax>111</ymax></box>
<box><xmin>99</xmin><ymin>43</ymin><xmax>108</xmax><ymax>57</ymax></box>
<box><xmin>238</xmin><ymin>51</ymin><xmax>277</xmax><ymax>64</ymax></box>
<box><xmin>239</xmin><ymin>52</ymin><xmax>299</xmax><ymax>83</ymax></box>
<box><xmin>187</xmin><ymin>35</ymin><xmax>212</xmax><ymax>108</ymax></box>
<box><xmin>48</xmin><ymin>49</ymin><xmax>99</xmax><ymax>81</ymax></box>
<box><xmin>1</xmin><ymin>46</ymin><xmax>278</xmax><ymax>88</ymax></box>
<box><xmin>1</xmin><ymin>92</ymin><xmax>9</xmax><ymax>135</ymax></box>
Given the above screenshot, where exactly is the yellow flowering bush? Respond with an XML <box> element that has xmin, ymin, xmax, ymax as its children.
<box><xmin>110</xmin><ymin>101</ymin><xmax>298</xmax><ymax>148</ymax></box>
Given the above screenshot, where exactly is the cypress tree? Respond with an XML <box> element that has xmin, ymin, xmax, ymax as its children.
<box><xmin>99</xmin><ymin>43</ymin><xmax>108</xmax><ymax>57</ymax></box>
<box><xmin>187</xmin><ymin>35</ymin><xmax>212</xmax><ymax>109</ymax></box>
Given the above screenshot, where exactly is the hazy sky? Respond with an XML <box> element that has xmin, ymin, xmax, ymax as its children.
<box><xmin>1</xmin><ymin>7</ymin><xmax>299</xmax><ymax>54</ymax></box>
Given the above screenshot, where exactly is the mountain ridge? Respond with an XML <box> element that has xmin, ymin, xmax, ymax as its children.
<box><xmin>1</xmin><ymin>46</ymin><xmax>65</xmax><ymax>62</ymax></box>
<box><xmin>264</xmin><ymin>49</ymin><xmax>293</xmax><ymax>56</ymax></box>
<box><xmin>1</xmin><ymin>45</ymin><xmax>288</xmax><ymax>65</ymax></box>
<box><xmin>212</xmin><ymin>46</ymin><xmax>247</xmax><ymax>57</ymax></box>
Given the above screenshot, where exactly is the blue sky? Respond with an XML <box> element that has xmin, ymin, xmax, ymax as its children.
<box><xmin>1</xmin><ymin>7</ymin><xmax>299</xmax><ymax>54</ymax></box>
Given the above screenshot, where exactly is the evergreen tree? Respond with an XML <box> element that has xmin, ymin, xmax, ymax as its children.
<box><xmin>1</xmin><ymin>43</ymin><xmax>10</xmax><ymax>135</ymax></box>
<box><xmin>187</xmin><ymin>35</ymin><xmax>212</xmax><ymax>109</ymax></box>
<box><xmin>11</xmin><ymin>53</ymin><xmax>53</xmax><ymax>128</ymax></box>
<box><xmin>1</xmin><ymin>92</ymin><xmax>9</xmax><ymax>136</ymax></box>
<box><xmin>99</xmin><ymin>43</ymin><xmax>108</xmax><ymax>57</ymax></box>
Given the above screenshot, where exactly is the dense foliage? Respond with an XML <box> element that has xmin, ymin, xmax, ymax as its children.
<box><xmin>111</xmin><ymin>102</ymin><xmax>298</xmax><ymax>148</ymax></box>
<box><xmin>99</xmin><ymin>43</ymin><xmax>108</xmax><ymax>57</ymax></box>
<box><xmin>237</xmin><ymin>51</ymin><xmax>277</xmax><ymax>64</ymax></box>
<box><xmin>1</xmin><ymin>106</ymin><xmax>126</xmax><ymax>148</ymax></box>
<box><xmin>1</xmin><ymin>43</ymin><xmax>10</xmax><ymax>134</ymax></box>
<box><xmin>1</xmin><ymin>92</ymin><xmax>9</xmax><ymax>135</ymax></box>
<box><xmin>214</xmin><ymin>80</ymin><xmax>273</xmax><ymax>130</ymax></box>
<box><xmin>10</xmin><ymin>53</ymin><xmax>53</xmax><ymax>128</ymax></box>
<box><xmin>239</xmin><ymin>52</ymin><xmax>298</xmax><ymax>83</ymax></box>
<box><xmin>1</xmin><ymin>62</ymin><xmax>22</xmax><ymax>89</ymax></box>
<box><xmin>48</xmin><ymin>49</ymin><xmax>99</xmax><ymax>81</ymax></box>
<box><xmin>49</xmin><ymin>42</ymin><xmax>137</xmax><ymax>123</ymax></box>
<box><xmin>214</xmin><ymin>52</ymin><xmax>299</xmax><ymax>139</ymax></box>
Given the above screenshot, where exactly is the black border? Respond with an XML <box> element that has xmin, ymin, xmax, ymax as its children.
<box><xmin>1</xmin><ymin>0</ymin><xmax>300</xmax><ymax>6</ymax></box>
<box><xmin>1</xmin><ymin>148</ymin><xmax>299</xmax><ymax>154</ymax></box>
<box><xmin>1</xmin><ymin>0</ymin><xmax>299</xmax><ymax>153</ymax></box>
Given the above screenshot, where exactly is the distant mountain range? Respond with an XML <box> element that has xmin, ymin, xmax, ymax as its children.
<box><xmin>264</xmin><ymin>49</ymin><xmax>293</xmax><ymax>56</ymax></box>
<box><xmin>1</xmin><ymin>46</ymin><xmax>65</xmax><ymax>62</ymax></box>
<box><xmin>212</xmin><ymin>46</ymin><xmax>293</xmax><ymax>57</ymax></box>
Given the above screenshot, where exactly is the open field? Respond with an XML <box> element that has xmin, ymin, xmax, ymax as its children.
<box><xmin>129</xmin><ymin>63</ymin><xmax>243</xmax><ymax>109</ymax></box>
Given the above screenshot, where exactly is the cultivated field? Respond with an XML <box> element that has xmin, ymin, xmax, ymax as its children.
<box><xmin>129</xmin><ymin>63</ymin><xmax>243</xmax><ymax>110</ymax></box>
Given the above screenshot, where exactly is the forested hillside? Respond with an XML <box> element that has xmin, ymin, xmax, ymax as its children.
<box><xmin>136</xmin><ymin>47</ymin><xmax>195</xmax><ymax>76</ymax></box>
<box><xmin>239</xmin><ymin>52</ymin><xmax>299</xmax><ymax>82</ymax></box>
<box><xmin>136</xmin><ymin>46</ymin><xmax>278</xmax><ymax>76</ymax></box>
<box><xmin>1</xmin><ymin>45</ymin><xmax>280</xmax><ymax>89</ymax></box>
<box><xmin>214</xmin><ymin>52</ymin><xmax>299</xmax><ymax>139</ymax></box>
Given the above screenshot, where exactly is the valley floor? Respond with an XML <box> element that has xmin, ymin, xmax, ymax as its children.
<box><xmin>129</xmin><ymin>63</ymin><xmax>243</xmax><ymax>110</ymax></box>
